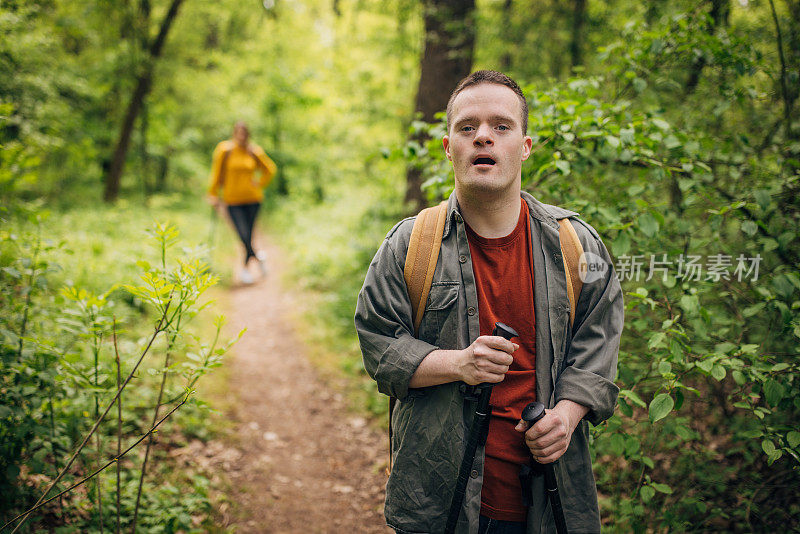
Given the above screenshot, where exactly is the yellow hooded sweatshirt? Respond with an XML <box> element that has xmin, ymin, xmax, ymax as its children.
<box><xmin>207</xmin><ymin>140</ymin><xmax>277</xmax><ymax>205</ymax></box>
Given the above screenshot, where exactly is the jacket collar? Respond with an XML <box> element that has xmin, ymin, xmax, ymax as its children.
<box><xmin>442</xmin><ymin>189</ymin><xmax>579</xmax><ymax>238</ymax></box>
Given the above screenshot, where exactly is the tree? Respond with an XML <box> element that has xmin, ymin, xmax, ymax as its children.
<box><xmin>570</xmin><ymin>0</ymin><xmax>587</xmax><ymax>69</ymax></box>
<box><xmin>404</xmin><ymin>0</ymin><xmax>475</xmax><ymax>212</ymax></box>
<box><xmin>103</xmin><ymin>0</ymin><xmax>185</xmax><ymax>203</ymax></box>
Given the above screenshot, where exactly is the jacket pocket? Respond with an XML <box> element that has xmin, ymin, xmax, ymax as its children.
<box><xmin>418</xmin><ymin>282</ymin><xmax>459</xmax><ymax>346</ymax></box>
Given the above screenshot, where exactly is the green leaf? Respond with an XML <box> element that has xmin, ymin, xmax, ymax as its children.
<box><xmin>658</xmin><ymin>361</ymin><xmax>672</xmax><ymax>375</ymax></box>
<box><xmin>742</xmin><ymin>302</ymin><xmax>765</xmax><ymax>317</ymax></box>
<box><xmin>680</xmin><ymin>295</ymin><xmax>699</xmax><ymax>314</ymax></box>
<box><xmin>606</xmin><ymin>135</ymin><xmax>620</xmax><ymax>148</ymax></box>
<box><xmin>674</xmin><ymin>425</ymin><xmax>692</xmax><ymax>440</ymax></box>
<box><xmin>639</xmin><ymin>213</ymin><xmax>659</xmax><ymax>238</ymax></box>
<box><xmin>640</xmin><ymin>485</ymin><xmax>655</xmax><ymax>503</ymax></box>
<box><xmin>754</xmin><ymin>189</ymin><xmax>772</xmax><ymax>211</ymax></box>
<box><xmin>648</xmin><ymin>332</ymin><xmax>666</xmax><ymax>350</ymax></box>
<box><xmin>764</xmin><ymin>379</ymin><xmax>784</xmax><ymax>407</ymax></box>
<box><xmin>740</xmin><ymin>429</ymin><xmax>763</xmax><ymax>439</ymax></box>
<box><xmin>625</xmin><ymin>435</ymin><xmax>641</xmax><ymax>456</ymax></box>
<box><xmin>642</xmin><ymin>456</ymin><xmax>655</xmax><ymax>469</ymax></box>
<box><xmin>767</xmin><ymin>449</ymin><xmax>783</xmax><ymax>465</ymax></box>
<box><xmin>674</xmin><ymin>389</ymin><xmax>684</xmax><ymax>411</ymax></box>
<box><xmin>711</xmin><ymin>364</ymin><xmax>726</xmax><ymax>381</ymax></box>
<box><xmin>651</xmin><ymin>482</ymin><xmax>673</xmax><ymax>494</ymax></box>
<box><xmin>732</xmin><ymin>370</ymin><xmax>746</xmax><ymax>385</ymax></box>
<box><xmin>620</xmin><ymin>389</ymin><xmax>647</xmax><ymax>408</ymax></box>
<box><xmin>787</xmin><ymin>431</ymin><xmax>800</xmax><ymax>449</ymax></box>
<box><xmin>696</xmin><ymin>358</ymin><xmax>714</xmax><ymax>373</ymax></box>
<box><xmin>762</xmin><ymin>439</ymin><xmax>776</xmax><ymax>455</ymax></box>
<box><xmin>618</xmin><ymin>398</ymin><xmax>633</xmax><ymax>417</ymax></box>
<box><xmin>651</xmin><ymin>118</ymin><xmax>670</xmax><ymax>131</ymax></box>
<box><xmin>612</xmin><ymin>231</ymin><xmax>631</xmax><ymax>256</ymax></box>
<box><xmin>609</xmin><ymin>433</ymin><xmax>625</xmax><ymax>456</ymax></box>
<box><xmin>627</xmin><ymin>184</ymin><xmax>645</xmax><ymax>196</ymax></box>
<box><xmin>740</xmin><ymin>220</ymin><xmax>758</xmax><ymax>236</ymax></box>
<box><xmin>555</xmin><ymin>160</ymin><xmax>571</xmax><ymax>175</ymax></box>
<box><xmin>649</xmin><ymin>393</ymin><xmax>674</xmax><ymax>423</ymax></box>
<box><xmin>664</xmin><ymin>134</ymin><xmax>681</xmax><ymax>149</ymax></box>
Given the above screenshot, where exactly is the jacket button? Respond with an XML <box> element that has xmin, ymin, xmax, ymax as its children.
<box><xmin>470</xmin><ymin>469</ymin><xmax>479</xmax><ymax>479</ymax></box>
<box><xmin>459</xmin><ymin>254</ymin><xmax>467</xmax><ymax>263</ymax></box>
<box><xmin>467</xmin><ymin>307</ymin><xmax>476</xmax><ymax>316</ymax></box>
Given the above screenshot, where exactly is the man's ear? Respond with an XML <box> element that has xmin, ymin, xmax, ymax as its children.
<box><xmin>521</xmin><ymin>136</ymin><xmax>533</xmax><ymax>161</ymax></box>
<box><xmin>443</xmin><ymin>136</ymin><xmax>451</xmax><ymax>160</ymax></box>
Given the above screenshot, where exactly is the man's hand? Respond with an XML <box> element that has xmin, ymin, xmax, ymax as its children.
<box><xmin>407</xmin><ymin>337</ymin><xmax>517</xmax><ymax>389</ymax></box>
<box><xmin>456</xmin><ymin>336</ymin><xmax>518</xmax><ymax>385</ymax></box>
<box><xmin>514</xmin><ymin>400</ymin><xmax>589</xmax><ymax>464</ymax></box>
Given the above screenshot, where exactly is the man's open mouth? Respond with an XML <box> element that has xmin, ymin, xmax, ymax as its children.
<box><xmin>473</xmin><ymin>157</ymin><xmax>496</xmax><ymax>165</ymax></box>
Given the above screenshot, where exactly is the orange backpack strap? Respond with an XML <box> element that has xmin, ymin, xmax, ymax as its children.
<box><xmin>386</xmin><ymin>200</ymin><xmax>447</xmax><ymax>476</ymax></box>
<box><xmin>557</xmin><ymin>218</ymin><xmax>586</xmax><ymax>327</ymax></box>
<box><xmin>404</xmin><ymin>200</ymin><xmax>449</xmax><ymax>335</ymax></box>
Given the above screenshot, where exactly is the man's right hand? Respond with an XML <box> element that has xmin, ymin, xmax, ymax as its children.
<box><xmin>408</xmin><ymin>337</ymin><xmax>517</xmax><ymax>389</ymax></box>
<box><xmin>456</xmin><ymin>336</ymin><xmax>517</xmax><ymax>385</ymax></box>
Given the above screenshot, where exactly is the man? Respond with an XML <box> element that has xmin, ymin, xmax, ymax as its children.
<box><xmin>355</xmin><ymin>70</ymin><xmax>623</xmax><ymax>534</ymax></box>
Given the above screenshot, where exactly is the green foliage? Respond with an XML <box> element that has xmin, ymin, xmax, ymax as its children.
<box><xmin>4</xmin><ymin>0</ymin><xmax>800</xmax><ymax>531</ymax></box>
<box><xmin>399</xmin><ymin>3</ymin><xmax>800</xmax><ymax>531</ymax></box>
<box><xmin>0</xmin><ymin>209</ymin><xmax>235</xmax><ymax>531</ymax></box>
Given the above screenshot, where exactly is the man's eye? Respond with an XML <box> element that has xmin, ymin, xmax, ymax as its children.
<box><xmin>461</xmin><ymin>126</ymin><xmax>475</xmax><ymax>132</ymax></box>
<box><xmin>497</xmin><ymin>125</ymin><xmax>510</xmax><ymax>131</ymax></box>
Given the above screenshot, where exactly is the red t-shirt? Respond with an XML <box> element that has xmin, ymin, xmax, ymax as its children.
<box><xmin>465</xmin><ymin>199</ymin><xmax>536</xmax><ymax>522</ymax></box>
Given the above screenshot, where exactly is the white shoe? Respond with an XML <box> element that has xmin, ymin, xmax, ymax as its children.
<box><xmin>239</xmin><ymin>267</ymin><xmax>254</xmax><ymax>285</ymax></box>
<box><xmin>255</xmin><ymin>250</ymin><xmax>268</xmax><ymax>276</ymax></box>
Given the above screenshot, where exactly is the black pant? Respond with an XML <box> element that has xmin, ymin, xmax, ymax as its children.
<box><xmin>227</xmin><ymin>202</ymin><xmax>260</xmax><ymax>264</ymax></box>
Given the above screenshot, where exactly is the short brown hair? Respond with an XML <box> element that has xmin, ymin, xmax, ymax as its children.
<box><xmin>446</xmin><ymin>70</ymin><xmax>528</xmax><ymax>134</ymax></box>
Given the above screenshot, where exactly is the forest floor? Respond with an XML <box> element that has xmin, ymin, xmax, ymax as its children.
<box><xmin>199</xmin><ymin>238</ymin><xmax>393</xmax><ymax>533</ymax></box>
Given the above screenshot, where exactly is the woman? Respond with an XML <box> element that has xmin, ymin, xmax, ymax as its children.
<box><xmin>207</xmin><ymin>121</ymin><xmax>277</xmax><ymax>284</ymax></box>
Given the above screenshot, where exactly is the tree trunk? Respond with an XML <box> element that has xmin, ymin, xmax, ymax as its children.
<box><xmin>499</xmin><ymin>0</ymin><xmax>513</xmax><ymax>71</ymax></box>
<box><xmin>684</xmin><ymin>0</ymin><xmax>729</xmax><ymax>94</ymax></box>
<box><xmin>103</xmin><ymin>0</ymin><xmax>185</xmax><ymax>203</ymax></box>
<box><xmin>404</xmin><ymin>0</ymin><xmax>476</xmax><ymax>212</ymax></box>
<box><xmin>570</xmin><ymin>0</ymin><xmax>587</xmax><ymax>69</ymax></box>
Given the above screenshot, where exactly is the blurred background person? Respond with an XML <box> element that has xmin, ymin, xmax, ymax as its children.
<box><xmin>207</xmin><ymin>121</ymin><xmax>277</xmax><ymax>284</ymax></box>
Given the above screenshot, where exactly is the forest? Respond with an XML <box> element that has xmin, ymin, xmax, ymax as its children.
<box><xmin>1</xmin><ymin>0</ymin><xmax>799</xmax><ymax>532</ymax></box>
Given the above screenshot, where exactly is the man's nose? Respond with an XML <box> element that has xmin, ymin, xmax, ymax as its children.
<box><xmin>473</xmin><ymin>124</ymin><xmax>493</xmax><ymax>146</ymax></box>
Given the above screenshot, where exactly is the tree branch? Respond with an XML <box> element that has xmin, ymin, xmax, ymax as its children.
<box><xmin>1</xmin><ymin>396</ymin><xmax>189</xmax><ymax>532</ymax></box>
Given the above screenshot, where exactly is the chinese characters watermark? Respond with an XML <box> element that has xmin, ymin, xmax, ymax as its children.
<box><xmin>578</xmin><ymin>253</ymin><xmax>762</xmax><ymax>283</ymax></box>
<box><xmin>615</xmin><ymin>254</ymin><xmax>761</xmax><ymax>283</ymax></box>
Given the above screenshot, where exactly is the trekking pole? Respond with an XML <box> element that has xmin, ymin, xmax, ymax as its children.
<box><xmin>444</xmin><ymin>322</ymin><xmax>519</xmax><ymax>534</ymax></box>
<box><xmin>521</xmin><ymin>401</ymin><xmax>569</xmax><ymax>534</ymax></box>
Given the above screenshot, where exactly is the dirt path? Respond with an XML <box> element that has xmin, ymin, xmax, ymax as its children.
<box><xmin>212</xmin><ymin>242</ymin><xmax>392</xmax><ymax>533</ymax></box>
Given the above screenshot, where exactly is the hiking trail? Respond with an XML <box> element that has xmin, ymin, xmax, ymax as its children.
<box><xmin>203</xmin><ymin>239</ymin><xmax>392</xmax><ymax>533</ymax></box>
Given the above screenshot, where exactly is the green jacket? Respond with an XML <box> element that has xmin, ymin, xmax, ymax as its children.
<box><xmin>355</xmin><ymin>191</ymin><xmax>623</xmax><ymax>534</ymax></box>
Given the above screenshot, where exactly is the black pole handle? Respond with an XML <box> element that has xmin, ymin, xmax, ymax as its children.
<box><xmin>520</xmin><ymin>401</ymin><xmax>569</xmax><ymax>534</ymax></box>
<box><xmin>492</xmin><ymin>322</ymin><xmax>519</xmax><ymax>341</ymax></box>
<box><xmin>521</xmin><ymin>401</ymin><xmax>546</xmax><ymax>426</ymax></box>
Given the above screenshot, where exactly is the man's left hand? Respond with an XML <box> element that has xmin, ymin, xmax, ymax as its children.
<box><xmin>514</xmin><ymin>399</ymin><xmax>589</xmax><ymax>464</ymax></box>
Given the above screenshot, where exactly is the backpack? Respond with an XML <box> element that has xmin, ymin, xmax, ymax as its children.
<box><xmin>386</xmin><ymin>200</ymin><xmax>586</xmax><ymax>475</ymax></box>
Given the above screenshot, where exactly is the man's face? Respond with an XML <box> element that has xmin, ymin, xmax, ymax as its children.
<box><xmin>443</xmin><ymin>83</ymin><xmax>532</xmax><ymax>196</ymax></box>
